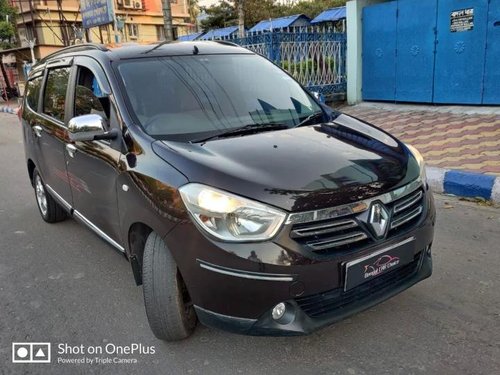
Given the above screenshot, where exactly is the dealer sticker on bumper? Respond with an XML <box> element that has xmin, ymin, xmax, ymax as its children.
<box><xmin>344</xmin><ymin>236</ymin><xmax>415</xmax><ymax>291</ymax></box>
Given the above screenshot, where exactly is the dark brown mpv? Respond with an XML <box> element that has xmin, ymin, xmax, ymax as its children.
<box><xmin>21</xmin><ymin>42</ymin><xmax>435</xmax><ymax>340</ymax></box>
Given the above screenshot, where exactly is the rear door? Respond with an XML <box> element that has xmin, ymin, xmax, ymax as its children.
<box><xmin>32</xmin><ymin>60</ymin><xmax>74</xmax><ymax>207</ymax></box>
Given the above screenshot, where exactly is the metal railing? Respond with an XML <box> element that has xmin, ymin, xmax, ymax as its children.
<box><xmin>208</xmin><ymin>27</ymin><xmax>347</xmax><ymax>97</ymax></box>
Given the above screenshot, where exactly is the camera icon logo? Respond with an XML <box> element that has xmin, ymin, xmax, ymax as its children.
<box><xmin>12</xmin><ymin>342</ymin><xmax>51</xmax><ymax>363</ymax></box>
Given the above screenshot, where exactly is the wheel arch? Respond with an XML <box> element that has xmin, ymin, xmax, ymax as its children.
<box><xmin>127</xmin><ymin>222</ymin><xmax>154</xmax><ymax>285</ymax></box>
<box><xmin>27</xmin><ymin>159</ymin><xmax>36</xmax><ymax>187</ymax></box>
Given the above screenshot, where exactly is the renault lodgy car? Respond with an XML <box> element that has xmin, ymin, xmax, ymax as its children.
<box><xmin>21</xmin><ymin>42</ymin><xmax>435</xmax><ymax>340</ymax></box>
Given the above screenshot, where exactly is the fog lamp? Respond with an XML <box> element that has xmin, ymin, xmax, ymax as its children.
<box><xmin>272</xmin><ymin>302</ymin><xmax>286</xmax><ymax>320</ymax></box>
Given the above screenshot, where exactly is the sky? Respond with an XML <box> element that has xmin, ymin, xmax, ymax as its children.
<box><xmin>199</xmin><ymin>0</ymin><xmax>220</xmax><ymax>6</ymax></box>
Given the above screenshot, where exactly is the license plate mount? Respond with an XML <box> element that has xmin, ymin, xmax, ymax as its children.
<box><xmin>344</xmin><ymin>237</ymin><xmax>415</xmax><ymax>291</ymax></box>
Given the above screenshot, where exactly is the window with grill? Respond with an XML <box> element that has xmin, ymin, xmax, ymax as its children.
<box><xmin>127</xmin><ymin>24</ymin><xmax>139</xmax><ymax>39</ymax></box>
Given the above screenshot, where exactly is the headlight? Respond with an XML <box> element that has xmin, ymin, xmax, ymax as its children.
<box><xmin>179</xmin><ymin>183</ymin><xmax>286</xmax><ymax>242</ymax></box>
<box><xmin>406</xmin><ymin>144</ymin><xmax>427</xmax><ymax>182</ymax></box>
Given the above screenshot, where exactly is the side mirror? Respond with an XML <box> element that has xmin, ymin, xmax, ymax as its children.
<box><xmin>68</xmin><ymin>114</ymin><xmax>118</xmax><ymax>142</ymax></box>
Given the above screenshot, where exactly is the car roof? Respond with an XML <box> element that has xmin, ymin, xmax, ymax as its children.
<box><xmin>30</xmin><ymin>41</ymin><xmax>253</xmax><ymax>77</ymax></box>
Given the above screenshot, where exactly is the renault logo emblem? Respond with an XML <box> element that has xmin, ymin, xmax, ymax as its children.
<box><xmin>368</xmin><ymin>202</ymin><xmax>390</xmax><ymax>238</ymax></box>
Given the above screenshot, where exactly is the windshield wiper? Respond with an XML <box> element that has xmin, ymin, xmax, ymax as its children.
<box><xmin>292</xmin><ymin>111</ymin><xmax>325</xmax><ymax>128</ymax></box>
<box><xmin>190</xmin><ymin>123</ymin><xmax>289</xmax><ymax>144</ymax></box>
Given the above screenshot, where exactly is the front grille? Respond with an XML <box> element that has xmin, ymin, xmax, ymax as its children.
<box><xmin>296</xmin><ymin>252</ymin><xmax>422</xmax><ymax>318</ymax></box>
<box><xmin>289</xmin><ymin>187</ymin><xmax>425</xmax><ymax>256</ymax></box>
<box><xmin>390</xmin><ymin>189</ymin><xmax>424</xmax><ymax>231</ymax></box>
<box><xmin>290</xmin><ymin>218</ymin><xmax>369</xmax><ymax>252</ymax></box>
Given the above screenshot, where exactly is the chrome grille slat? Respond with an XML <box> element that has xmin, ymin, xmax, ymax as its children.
<box><xmin>291</xmin><ymin>219</ymin><xmax>358</xmax><ymax>238</ymax></box>
<box><xmin>391</xmin><ymin>206</ymin><xmax>423</xmax><ymax>229</ymax></box>
<box><xmin>288</xmin><ymin>184</ymin><xmax>425</xmax><ymax>256</ymax></box>
<box><xmin>308</xmin><ymin>232</ymin><xmax>368</xmax><ymax>250</ymax></box>
<box><xmin>393</xmin><ymin>190</ymin><xmax>423</xmax><ymax>214</ymax></box>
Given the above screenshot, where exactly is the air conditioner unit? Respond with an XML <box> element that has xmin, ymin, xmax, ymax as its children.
<box><xmin>123</xmin><ymin>0</ymin><xmax>133</xmax><ymax>9</ymax></box>
<box><xmin>134</xmin><ymin>1</ymin><xmax>143</xmax><ymax>9</ymax></box>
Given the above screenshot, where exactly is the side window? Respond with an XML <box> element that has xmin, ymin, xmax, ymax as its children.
<box><xmin>25</xmin><ymin>76</ymin><xmax>43</xmax><ymax>111</ymax></box>
<box><xmin>74</xmin><ymin>67</ymin><xmax>110</xmax><ymax>120</ymax></box>
<box><xmin>43</xmin><ymin>67</ymin><xmax>70</xmax><ymax>122</ymax></box>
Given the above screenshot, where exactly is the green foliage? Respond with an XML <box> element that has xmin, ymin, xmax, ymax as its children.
<box><xmin>281</xmin><ymin>57</ymin><xmax>337</xmax><ymax>73</ymax></box>
<box><xmin>242</xmin><ymin>0</ymin><xmax>283</xmax><ymax>27</ymax></box>
<box><xmin>200</xmin><ymin>1</ymin><xmax>237</xmax><ymax>30</ymax></box>
<box><xmin>200</xmin><ymin>0</ymin><xmax>347</xmax><ymax>31</ymax></box>
<box><xmin>281</xmin><ymin>0</ymin><xmax>346</xmax><ymax>19</ymax></box>
<box><xmin>0</xmin><ymin>0</ymin><xmax>17</xmax><ymax>48</ymax></box>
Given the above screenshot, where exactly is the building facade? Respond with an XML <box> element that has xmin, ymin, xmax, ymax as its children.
<box><xmin>13</xmin><ymin>0</ymin><xmax>194</xmax><ymax>60</ymax></box>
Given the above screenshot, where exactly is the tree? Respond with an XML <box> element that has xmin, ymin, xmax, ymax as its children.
<box><xmin>242</xmin><ymin>0</ymin><xmax>282</xmax><ymax>27</ymax></box>
<box><xmin>200</xmin><ymin>0</ymin><xmax>279</xmax><ymax>31</ymax></box>
<box><xmin>200</xmin><ymin>1</ymin><xmax>236</xmax><ymax>31</ymax></box>
<box><xmin>161</xmin><ymin>0</ymin><xmax>174</xmax><ymax>42</ymax></box>
<box><xmin>187</xmin><ymin>0</ymin><xmax>200</xmax><ymax>30</ymax></box>
<box><xmin>237</xmin><ymin>0</ymin><xmax>244</xmax><ymax>37</ymax></box>
<box><xmin>283</xmin><ymin>0</ymin><xmax>346</xmax><ymax>19</ymax></box>
<box><xmin>199</xmin><ymin>0</ymin><xmax>347</xmax><ymax>32</ymax></box>
<box><xmin>0</xmin><ymin>0</ymin><xmax>16</xmax><ymax>49</ymax></box>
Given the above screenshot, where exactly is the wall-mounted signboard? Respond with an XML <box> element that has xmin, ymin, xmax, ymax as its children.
<box><xmin>450</xmin><ymin>8</ymin><xmax>474</xmax><ymax>32</ymax></box>
<box><xmin>81</xmin><ymin>0</ymin><xmax>114</xmax><ymax>28</ymax></box>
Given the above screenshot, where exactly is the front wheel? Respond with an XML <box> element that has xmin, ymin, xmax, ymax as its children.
<box><xmin>142</xmin><ymin>232</ymin><xmax>197</xmax><ymax>341</ymax></box>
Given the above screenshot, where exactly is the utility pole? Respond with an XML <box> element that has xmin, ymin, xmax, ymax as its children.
<box><xmin>161</xmin><ymin>0</ymin><xmax>174</xmax><ymax>42</ymax></box>
<box><xmin>237</xmin><ymin>0</ymin><xmax>245</xmax><ymax>37</ymax></box>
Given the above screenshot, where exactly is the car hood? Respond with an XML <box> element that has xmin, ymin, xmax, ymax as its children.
<box><xmin>152</xmin><ymin>114</ymin><xmax>420</xmax><ymax>212</ymax></box>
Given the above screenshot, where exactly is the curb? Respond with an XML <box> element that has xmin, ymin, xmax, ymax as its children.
<box><xmin>0</xmin><ymin>106</ymin><xmax>17</xmax><ymax>115</ymax></box>
<box><xmin>426</xmin><ymin>166</ymin><xmax>500</xmax><ymax>203</ymax></box>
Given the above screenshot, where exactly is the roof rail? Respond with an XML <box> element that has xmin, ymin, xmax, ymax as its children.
<box><xmin>38</xmin><ymin>43</ymin><xmax>108</xmax><ymax>64</ymax></box>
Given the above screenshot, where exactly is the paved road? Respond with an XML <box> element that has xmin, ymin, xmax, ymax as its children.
<box><xmin>1</xmin><ymin>113</ymin><xmax>499</xmax><ymax>375</ymax></box>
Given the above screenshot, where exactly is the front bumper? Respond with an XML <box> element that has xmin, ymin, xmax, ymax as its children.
<box><xmin>164</xmin><ymin>186</ymin><xmax>435</xmax><ymax>336</ymax></box>
<box><xmin>194</xmin><ymin>248</ymin><xmax>432</xmax><ymax>336</ymax></box>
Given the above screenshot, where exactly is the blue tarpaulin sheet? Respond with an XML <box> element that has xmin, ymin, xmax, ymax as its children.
<box><xmin>178</xmin><ymin>32</ymin><xmax>204</xmax><ymax>41</ymax></box>
<box><xmin>199</xmin><ymin>26</ymin><xmax>239</xmax><ymax>40</ymax></box>
<box><xmin>249</xmin><ymin>14</ymin><xmax>310</xmax><ymax>32</ymax></box>
<box><xmin>311</xmin><ymin>7</ymin><xmax>346</xmax><ymax>24</ymax></box>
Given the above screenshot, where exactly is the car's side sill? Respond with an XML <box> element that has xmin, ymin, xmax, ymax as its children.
<box><xmin>197</xmin><ymin>259</ymin><xmax>296</xmax><ymax>282</ymax></box>
<box><xmin>45</xmin><ymin>184</ymin><xmax>72</xmax><ymax>212</ymax></box>
<box><xmin>73</xmin><ymin>210</ymin><xmax>125</xmax><ymax>253</ymax></box>
<box><xmin>45</xmin><ymin>184</ymin><xmax>125</xmax><ymax>253</ymax></box>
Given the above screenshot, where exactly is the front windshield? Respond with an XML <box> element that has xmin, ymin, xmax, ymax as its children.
<box><xmin>116</xmin><ymin>54</ymin><xmax>322</xmax><ymax>141</ymax></box>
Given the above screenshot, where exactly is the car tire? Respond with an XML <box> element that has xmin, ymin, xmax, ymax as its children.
<box><xmin>33</xmin><ymin>169</ymin><xmax>67</xmax><ymax>223</ymax></box>
<box><xmin>142</xmin><ymin>231</ymin><xmax>197</xmax><ymax>341</ymax></box>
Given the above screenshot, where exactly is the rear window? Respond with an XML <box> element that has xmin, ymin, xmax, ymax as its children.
<box><xmin>25</xmin><ymin>76</ymin><xmax>43</xmax><ymax>111</ymax></box>
<box><xmin>43</xmin><ymin>67</ymin><xmax>70</xmax><ymax>122</ymax></box>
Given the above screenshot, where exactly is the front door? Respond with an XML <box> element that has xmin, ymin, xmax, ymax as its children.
<box><xmin>64</xmin><ymin>58</ymin><xmax>123</xmax><ymax>249</ymax></box>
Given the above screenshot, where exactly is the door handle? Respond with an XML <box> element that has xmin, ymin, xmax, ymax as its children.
<box><xmin>66</xmin><ymin>143</ymin><xmax>77</xmax><ymax>158</ymax></box>
<box><xmin>33</xmin><ymin>125</ymin><xmax>43</xmax><ymax>138</ymax></box>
